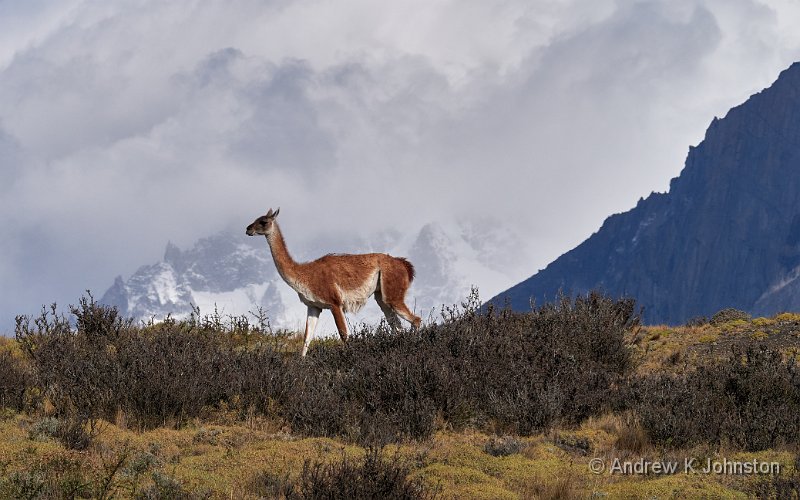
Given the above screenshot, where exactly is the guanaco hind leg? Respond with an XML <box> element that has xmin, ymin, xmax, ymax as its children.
<box><xmin>391</xmin><ymin>301</ymin><xmax>421</xmax><ymax>329</ymax></box>
<box><xmin>375</xmin><ymin>291</ymin><xmax>402</xmax><ymax>329</ymax></box>
<box><xmin>376</xmin><ymin>266</ymin><xmax>421</xmax><ymax>328</ymax></box>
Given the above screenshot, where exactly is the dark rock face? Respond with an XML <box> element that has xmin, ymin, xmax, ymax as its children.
<box><xmin>490</xmin><ymin>62</ymin><xmax>800</xmax><ymax>324</ymax></box>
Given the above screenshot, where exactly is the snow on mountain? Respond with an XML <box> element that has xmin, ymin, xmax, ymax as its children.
<box><xmin>101</xmin><ymin>220</ymin><xmax>526</xmax><ymax>333</ymax></box>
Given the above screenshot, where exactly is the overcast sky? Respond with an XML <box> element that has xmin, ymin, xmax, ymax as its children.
<box><xmin>2</xmin><ymin>0</ymin><xmax>800</xmax><ymax>331</ymax></box>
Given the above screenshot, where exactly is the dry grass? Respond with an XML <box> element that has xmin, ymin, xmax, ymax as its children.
<box><xmin>629</xmin><ymin>312</ymin><xmax>800</xmax><ymax>376</ymax></box>
<box><xmin>3</xmin><ymin>412</ymin><xmax>789</xmax><ymax>499</ymax></box>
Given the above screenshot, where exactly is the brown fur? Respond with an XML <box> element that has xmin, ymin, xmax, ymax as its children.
<box><xmin>397</xmin><ymin>257</ymin><xmax>415</xmax><ymax>283</ymax></box>
<box><xmin>246</xmin><ymin>209</ymin><xmax>421</xmax><ymax>352</ymax></box>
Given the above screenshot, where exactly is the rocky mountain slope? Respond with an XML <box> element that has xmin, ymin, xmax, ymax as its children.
<box><xmin>489</xmin><ymin>62</ymin><xmax>800</xmax><ymax>324</ymax></box>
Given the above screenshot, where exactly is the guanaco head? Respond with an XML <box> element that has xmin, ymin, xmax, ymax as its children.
<box><xmin>246</xmin><ymin>207</ymin><xmax>280</xmax><ymax>236</ymax></box>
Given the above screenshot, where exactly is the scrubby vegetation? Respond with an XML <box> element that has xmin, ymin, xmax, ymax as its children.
<box><xmin>709</xmin><ymin>307</ymin><xmax>752</xmax><ymax>326</ymax></box>
<box><xmin>0</xmin><ymin>347</ymin><xmax>29</xmax><ymax>412</ymax></box>
<box><xmin>282</xmin><ymin>448</ymin><xmax>436</xmax><ymax>500</ymax></box>
<box><xmin>630</xmin><ymin>345</ymin><xmax>800</xmax><ymax>450</ymax></box>
<box><xmin>2</xmin><ymin>291</ymin><xmax>800</xmax><ymax>498</ymax></box>
<box><xmin>10</xmin><ymin>291</ymin><xmax>637</xmax><ymax>445</ymax></box>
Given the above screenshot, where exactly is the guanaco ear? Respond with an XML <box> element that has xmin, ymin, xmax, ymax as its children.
<box><xmin>265</xmin><ymin>208</ymin><xmax>274</xmax><ymax>218</ymax></box>
<box><xmin>272</xmin><ymin>207</ymin><xmax>280</xmax><ymax>218</ymax></box>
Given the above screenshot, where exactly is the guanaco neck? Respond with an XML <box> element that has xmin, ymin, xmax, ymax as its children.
<box><xmin>266</xmin><ymin>222</ymin><xmax>300</xmax><ymax>285</ymax></box>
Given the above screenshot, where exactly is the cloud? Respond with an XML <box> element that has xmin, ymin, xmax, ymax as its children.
<box><xmin>1</xmin><ymin>0</ymin><xmax>800</xmax><ymax>330</ymax></box>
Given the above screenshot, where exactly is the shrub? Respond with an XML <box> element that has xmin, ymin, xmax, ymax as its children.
<box><xmin>0</xmin><ymin>455</ymin><xmax>92</xmax><ymax>499</ymax></box>
<box><xmin>28</xmin><ymin>416</ymin><xmax>61</xmax><ymax>441</ymax></box>
<box><xmin>234</xmin><ymin>344</ymin><xmax>292</xmax><ymax>419</ymax></box>
<box><xmin>552</xmin><ymin>434</ymin><xmax>592</xmax><ymax>456</ymax></box>
<box><xmin>28</xmin><ymin>416</ymin><xmax>97</xmax><ymax>450</ymax></box>
<box><xmin>14</xmin><ymin>295</ymin><xmax>290</xmax><ymax>430</ymax></box>
<box><xmin>776</xmin><ymin>312</ymin><xmax>800</xmax><ymax>323</ymax></box>
<box><xmin>289</xmin><ymin>448</ymin><xmax>437</xmax><ymax>500</ymax></box>
<box><xmin>709</xmin><ymin>308</ymin><xmax>751</xmax><ymax>325</ymax></box>
<box><xmin>15</xmin><ymin>302</ymin><xmax>120</xmax><ymax>424</ymax></box>
<box><xmin>55</xmin><ymin>416</ymin><xmax>97</xmax><ymax>451</ymax></box>
<box><xmin>113</xmin><ymin>321</ymin><xmax>238</xmax><ymax>428</ymax></box>
<box><xmin>249</xmin><ymin>470</ymin><xmax>295</xmax><ymax>499</ymax></box>
<box><xmin>10</xmin><ymin>290</ymin><xmax>638</xmax><ymax>443</ymax></box>
<box><xmin>0</xmin><ymin>349</ymin><xmax>29</xmax><ymax>411</ymax></box>
<box><xmin>752</xmin><ymin>317</ymin><xmax>775</xmax><ymax>328</ymax></box>
<box><xmin>748</xmin><ymin>458</ymin><xmax>800</xmax><ymax>499</ymax></box>
<box><xmin>284</xmin><ymin>324</ymin><xmax>443</xmax><ymax>444</ymax></box>
<box><xmin>685</xmin><ymin>316</ymin><xmax>709</xmax><ymax>327</ymax></box>
<box><xmin>286</xmin><ymin>290</ymin><xmax>637</xmax><ymax>443</ymax></box>
<box><xmin>629</xmin><ymin>345</ymin><xmax>800</xmax><ymax>450</ymax></box>
<box><xmin>484</xmin><ymin>435</ymin><xmax>525</xmax><ymax>457</ymax></box>
<box><xmin>137</xmin><ymin>471</ymin><xmax>203</xmax><ymax>500</ymax></box>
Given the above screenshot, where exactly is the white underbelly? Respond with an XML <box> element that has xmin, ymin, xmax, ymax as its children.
<box><xmin>337</xmin><ymin>272</ymin><xmax>379</xmax><ymax>313</ymax></box>
<box><xmin>287</xmin><ymin>271</ymin><xmax>379</xmax><ymax>313</ymax></box>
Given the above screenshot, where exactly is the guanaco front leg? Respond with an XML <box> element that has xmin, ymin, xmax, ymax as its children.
<box><xmin>301</xmin><ymin>306</ymin><xmax>321</xmax><ymax>357</ymax></box>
